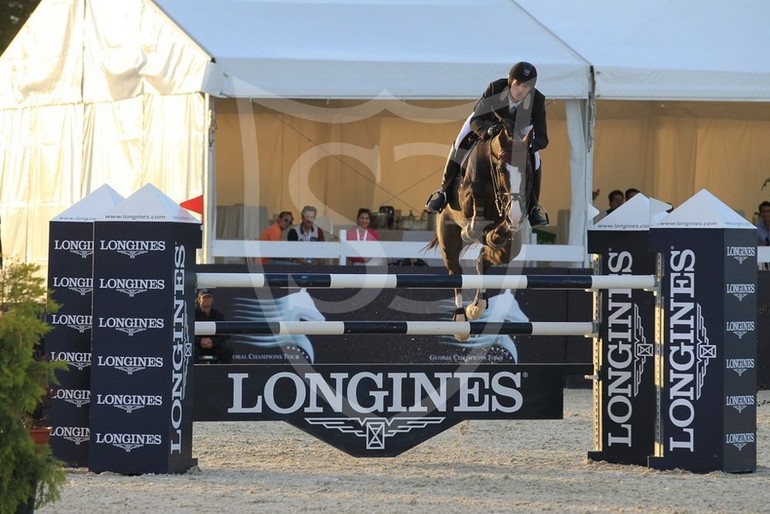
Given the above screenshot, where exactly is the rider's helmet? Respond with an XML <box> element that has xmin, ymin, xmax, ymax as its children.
<box><xmin>509</xmin><ymin>61</ymin><xmax>537</xmax><ymax>86</ymax></box>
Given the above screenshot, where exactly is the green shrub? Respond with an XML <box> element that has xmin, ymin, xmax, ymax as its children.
<box><xmin>0</xmin><ymin>261</ymin><xmax>66</xmax><ymax>513</ymax></box>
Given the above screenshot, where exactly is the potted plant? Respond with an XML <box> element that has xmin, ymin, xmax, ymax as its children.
<box><xmin>0</xmin><ymin>261</ymin><xmax>66</xmax><ymax>513</ymax></box>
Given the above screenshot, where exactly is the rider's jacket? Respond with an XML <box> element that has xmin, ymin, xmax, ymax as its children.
<box><xmin>468</xmin><ymin>78</ymin><xmax>549</xmax><ymax>154</ymax></box>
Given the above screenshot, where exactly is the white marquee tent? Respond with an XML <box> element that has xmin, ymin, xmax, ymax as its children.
<box><xmin>1</xmin><ymin>0</ymin><xmax>769</xmax><ymax>272</ymax></box>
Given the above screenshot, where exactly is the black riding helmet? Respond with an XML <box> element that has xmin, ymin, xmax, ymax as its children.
<box><xmin>509</xmin><ymin>61</ymin><xmax>537</xmax><ymax>86</ymax></box>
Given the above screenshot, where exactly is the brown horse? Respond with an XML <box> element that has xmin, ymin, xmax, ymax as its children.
<box><xmin>427</xmin><ymin>122</ymin><xmax>532</xmax><ymax>340</ymax></box>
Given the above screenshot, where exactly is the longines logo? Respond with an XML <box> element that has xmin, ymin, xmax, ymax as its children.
<box><xmin>226</xmin><ymin>369</ymin><xmax>527</xmax><ymax>452</ymax></box>
<box><xmin>726</xmin><ymin>246</ymin><xmax>755</xmax><ymax>264</ymax></box>
<box><xmin>51</xmin><ymin>426</ymin><xmax>89</xmax><ymax>445</ymax></box>
<box><xmin>96</xmin><ymin>355</ymin><xmax>164</xmax><ymax>375</ymax></box>
<box><xmin>725</xmin><ymin>283</ymin><xmax>755</xmax><ymax>301</ymax></box>
<box><xmin>53</xmin><ymin>239</ymin><xmax>93</xmax><ymax>258</ymax></box>
<box><xmin>98</xmin><ymin>239</ymin><xmax>166</xmax><ymax>259</ymax></box>
<box><xmin>51</xmin><ymin>276</ymin><xmax>92</xmax><ymax>296</ymax></box>
<box><xmin>49</xmin><ymin>314</ymin><xmax>92</xmax><ymax>333</ymax></box>
<box><xmin>96</xmin><ymin>317</ymin><xmax>164</xmax><ymax>336</ymax></box>
<box><xmin>725</xmin><ymin>432</ymin><xmax>755</xmax><ymax>451</ymax></box>
<box><xmin>170</xmin><ymin>243</ymin><xmax>192</xmax><ymax>456</ymax></box>
<box><xmin>603</xmin><ymin>250</ymin><xmax>653</xmax><ymax>448</ymax></box>
<box><xmin>50</xmin><ymin>351</ymin><xmax>91</xmax><ymax>371</ymax></box>
<box><xmin>726</xmin><ymin>358</ymin><xmax>754</xmax><ymax>376</ymax></box>
<box><xmin>726</xmin><ymin>321</ymin><xmax>755</xmax><ymax>339</ymax></box>
<box><xmin>306</xmin><ymin>416</ymin><xmax>445</xmax><ymax>450</ymax></box>
<box><xmin>95</xmin><ymin>394</ymin><xmax>163</xmax><ymax>413</ymax></box>
<box><xmin>725</xmin><ymin>395</ymin><xmax>754</xmax><ymax>413</ymax></box>
<box><xmin>52</xmin><ymin>388</ymin><xmax>90</xmax><ymax>408</ymax></box>
<box><xmin>94</xmin><ymin>432</ymin><xmax>162</xmax><ymax>452</ymax></box>
<box><xmin>667</xmin><ymin>249</ymin><xmax>715</xmax><ymax>452</ymax></box>
<box><xmin>98</xmin><ymin>278</ymin><xmax>165</xmax><ymax>297</ymax></box>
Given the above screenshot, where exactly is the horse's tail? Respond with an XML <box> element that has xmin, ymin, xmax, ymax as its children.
<box><xmin>424</xmin><ymin>234</ymin><xmax>439</xmax><ymax>251</ymax></box>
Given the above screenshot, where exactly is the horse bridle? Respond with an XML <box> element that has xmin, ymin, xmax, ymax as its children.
<box><xmin>488</xmin><ymin>126</ymin><xmax>525</xmax><ymax>225</ymax></box>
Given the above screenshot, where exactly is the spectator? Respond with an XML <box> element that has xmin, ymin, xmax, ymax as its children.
<box><xmin>625</xmin><ymin>188</ymin><xmax>640</xmax><ymax>201</ymax></box>
<box><xmin>757</xmin><ymin>200</ymin><xmax>770</xmax><ymax>247</ymax></box>
<box><xmin>287</xmin><ymin>205</ymin><xmax>326</xmax><ymax>264</ymax></box>
<box><xmin>347</xmin><ymin>208</ymin><xmax>381</xmax><ymax>265</ymax></box>
<box><xmin>194</xmin><ymin>289</ymin><xmax>232</xmax><ymax>364</ymax></box>
<box><xmin>257</xmin><ymin>211</ymin><xmax>293</xmax><ymax>265</ymax></box>
<box><xmin>606</xmin><ymin>190</ymin><xmax>625</xmax><ymax>214</ymax></box>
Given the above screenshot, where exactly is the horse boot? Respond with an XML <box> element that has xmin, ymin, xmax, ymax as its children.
<box><xmin>425</xmin><ymin>145</ymin><xmax>461</xmax><ymax>213</ymax></box>
<box><xmin>528</xmin><ymin>165</ymin><xmax>549</xmax><ymax>227</ymax></box>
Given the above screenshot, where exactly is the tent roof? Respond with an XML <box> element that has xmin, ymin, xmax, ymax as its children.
<box><xmin>516</xmin><ymin>0</ymin><xmax>770</xmax><ymax>101</ymax></box>
<box><xmin>154</xmin><ymin>0</ymin><xmax>590</xmax><ymax>100</ymax></box>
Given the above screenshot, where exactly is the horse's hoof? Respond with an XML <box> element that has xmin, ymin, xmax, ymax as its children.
<box><xmin>465</xmin><ymin>303</ymin><xmax>483</xmax><ymax>320</ymax></box>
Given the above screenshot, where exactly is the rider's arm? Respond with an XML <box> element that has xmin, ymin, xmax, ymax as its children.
<box><xmin>469</xmin><ymin>80</ymin><xmax>506</xmax><ymax>139</ymax></box>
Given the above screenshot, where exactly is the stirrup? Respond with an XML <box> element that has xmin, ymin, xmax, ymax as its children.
<box><xmin>425</xmin><ymin>190</ymin><xmax>447</xmax><ymax>213</ymax></box>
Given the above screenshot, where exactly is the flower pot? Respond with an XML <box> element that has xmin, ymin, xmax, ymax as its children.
<box><xmin>28</xmin><ymin>426</ymin><xmax>52</xmax><ymax>445</ymax></box>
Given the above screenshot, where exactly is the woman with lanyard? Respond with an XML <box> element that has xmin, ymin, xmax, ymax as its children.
<box><xmin>347</xmin><ymin>208</ymin><xmax>381</xmax><ymax>265</ymax></box>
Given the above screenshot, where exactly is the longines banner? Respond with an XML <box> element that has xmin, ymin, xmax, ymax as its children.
<box><xmin>45</xmin><ymin>186</ymin><xmax>124</xmax><ymax>467</ymax></box>
<box><xmin>46</xmin><ymin>220</ymin><xmax>94</xmax><ymax>466</ymax></box>
<box><xmin>194</xmin><ymin>363</ymin><xmax>568</xmax><ymax>457</ymax></box>
<box><xmin>649</xmin><ymin>226</ymin><xmax>757</xmax><ymax>473</ymax></box>
<box><xmin>89</xmin><ymin>185</ymin><xmax>201</xmax><ymax>474</ymax></box>
<box><xmin>202</xmin><ymin>264</ymin><xmax>594</xmax><ymax>367</ymax></box>
<box><xmin>587</xmin><ymin>230</ymin><xmax>656</xmax><ymax>466</ymax></box>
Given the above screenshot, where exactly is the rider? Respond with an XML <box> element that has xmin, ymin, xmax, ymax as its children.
<box><xmin>425</xmin><ymin>61</ymin><xmax>549</xmax><ymax>238</ymax></box>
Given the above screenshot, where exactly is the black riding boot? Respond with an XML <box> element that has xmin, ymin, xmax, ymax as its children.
<box><xmin>426</xmin><ymin>145</ymin><xmax>461</xmax><ymax>213</ymax></box>
<box><xmin>528</xmin><ymin>166</ymin><xmax>549</xmax><ymax>227</ymax></box>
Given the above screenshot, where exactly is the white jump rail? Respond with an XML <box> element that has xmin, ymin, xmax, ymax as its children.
<box><xmin>196</xmin><ymin>272</ymin><xmax>656</xmax><ymax>291</ymax></box>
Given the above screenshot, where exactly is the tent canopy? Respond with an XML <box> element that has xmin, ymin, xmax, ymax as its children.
<box><xmin>155</xmin><ymin>0</ymin><xmax>591</xmax><ymax>99</ymax></box>
<box><xmin>517</xmin><ymin>0</ymin><xmax>770</xmax><ymax>101</ymax></box>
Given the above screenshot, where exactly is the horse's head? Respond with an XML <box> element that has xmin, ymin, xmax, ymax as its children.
<box><xmin>486</xmin><ymin>122</ymin><xmax>532</xmax><ymax>234</ymax></box>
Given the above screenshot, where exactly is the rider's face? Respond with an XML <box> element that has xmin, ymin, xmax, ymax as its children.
<box><xmin>508</xmin><ymin>80</ymin><xmax>533</xmax><ymax>102</ymax></box>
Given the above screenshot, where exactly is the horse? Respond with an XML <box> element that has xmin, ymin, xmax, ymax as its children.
<box><xmin>427</xmin><ymin>120</ymin><xmax>533</xmax><ymax>340</ymax></box>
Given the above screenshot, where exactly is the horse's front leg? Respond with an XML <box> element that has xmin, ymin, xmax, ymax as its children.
<box><xmin>465</xmin><ymin>254</ymin><xmax>489</xmax><ymax>320</ymax></box>
<box><xmin>452</xmin><ymin>288</ymin><xmax>470</xmax><ymax>342</ymax></box>
<box><xmin>465</xmin><ymin>288</ymin><xmax>487</xmax><ymax>320</ymax></box>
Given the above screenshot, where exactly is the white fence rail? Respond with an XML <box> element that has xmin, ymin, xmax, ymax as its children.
<box><xmin>211</xmin><ymin>240</ymin><xmax>770</xmax><ymax>267</ymax></box>
<box><xmin>211</xmin><ymin>240</ymin><xmax>588</xmax><ymax>265</ymax></box>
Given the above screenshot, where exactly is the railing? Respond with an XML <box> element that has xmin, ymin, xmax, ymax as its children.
<box><xmin>211</xmin><ymin>239</ymin><xmax>588</xmax><ymax>266</ymax></box>
<box><xmin>211</xmin><ymin>239</ymin><xmax>770</xmax><ymax>268</ymax></box>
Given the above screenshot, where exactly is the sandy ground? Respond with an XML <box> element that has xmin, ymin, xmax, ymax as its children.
<box><xmin>38</xmin><ymin>389</ymin><xmax>770</xmax><ymax>514</ymax></box>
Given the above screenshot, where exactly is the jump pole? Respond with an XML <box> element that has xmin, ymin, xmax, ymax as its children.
<box><xmin>195</xmin><ymin>320</ymin><xmax>596</xmax><ymax>337</ymax></box>
<box><xmin>196</xmin><ymin>272</ymin><xmax>655</xmax><ymax>291</ymax></box>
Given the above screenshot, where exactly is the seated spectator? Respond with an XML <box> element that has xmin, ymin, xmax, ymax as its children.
<box><xmin>757</xmin><ymin>200</ymin><xmax>770</xmax><ymax>246</ymax></box>
<box><xmin>347</xmin><ymin>208</ymin><xmax>381</xmax><ymax>265</ymax></box>
<box><xmin>287</xmin><ymin>205</ymin><xmax>326</xmax><ymax>264</ymax></box>
<box><xmin>257</xmin><ymin>211</ymin><xmax>294</xmax><ymax>265</ymax></box>
<box><xmin>606</xmin><ymin>189</ymin><xmax>625</xmax><ymax>213</ymax></box>
<box><xmin>194</xmin><ymin>289</ymin><xmax>233</xmax><ymax>364</ymax></box>
<box><xmin>594</xmin><ymin>189</ymin><xmax>624</xmax><ymax>223</ymax></box>
<box><xmin>625</xmin><ymin>188</ymin><xmax>640</xmax><ymax>201</ymax></box>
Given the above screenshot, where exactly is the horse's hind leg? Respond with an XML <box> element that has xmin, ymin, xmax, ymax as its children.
<box><xmin>437</xmin><ymin>216</ymin><xmax>470</xmax><ymax>341</ymax></box>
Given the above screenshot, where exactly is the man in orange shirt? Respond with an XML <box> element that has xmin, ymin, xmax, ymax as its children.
<box><xmin>257</xmin><ymin>211</ymin><xmax>294</xmax><ymax>264</ymax></box>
